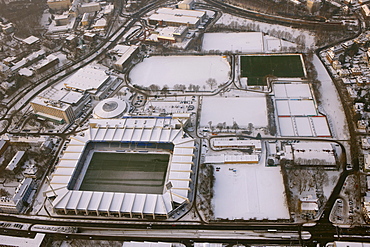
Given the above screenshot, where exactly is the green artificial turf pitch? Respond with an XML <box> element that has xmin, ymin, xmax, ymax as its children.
<box><xmin>79</xmin><ymin>152</ymin><xmax>170</xmax><ymax>194</ymax></box>
<box><xmin>240</xmin><ymin>55</ymin><xmax>305</xmax><ymax>86</ymax></box>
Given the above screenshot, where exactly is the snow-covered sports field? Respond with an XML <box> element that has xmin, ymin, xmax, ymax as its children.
<box><xmin>213</xmin><ymin>162</ymin><xmax>290</xmax><ymax>220</ymax></box>
<box><xmin>129</xmin><ymin>56</ymin><xmax>230</xmax><ymax>89</ymax></box>
<box><xmin>200</xmin><ymin>96</ymin><xmax>268</xmax><ymax>128</ymax></box>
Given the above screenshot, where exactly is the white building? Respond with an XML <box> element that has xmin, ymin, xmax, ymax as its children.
<box><xmin>93</xmin><ymin>98</ymin><xmax>128</xmax><ymax>119</ymax></box>
<box><xmin>77</xmin><ymin>2</ymin><xmax>101</xmax><ymax>14</ymax></box>
<box><xmin>112</xmin><ymin>45</ymin><xmax>139</xmax><ymax>72</ymax></box>
<box><xmin>0</xmin><ymin>178</ymin><xmax>34</xmax><ymax>213</ymax></box>
<box><xmin>47</xmin><ymin>0</ymin><xmax>71</xmax><ymax>10</ymax></box>
<box><xmin>176</xmin><ymin>0</ymin><xmax>195</xmax><ymax>10</ymax></box>
<box><xmin>30</xmin><ymin>87</ymin><xmax>89</xmax><ymax>124</ymax></box>
<box><xmin>63</xmin><ymin>66</ymin><xmax>116</xmax><ymax>100</ymax></box>
<box><xmin>148</xmin><ymin>8</ymin><xmax>206</xmax><ymax>28</ymax></box>
<box><xmin>5</xmin><ymin>151</ymin><xmax>26</xmax><ymax>173</ymax></box>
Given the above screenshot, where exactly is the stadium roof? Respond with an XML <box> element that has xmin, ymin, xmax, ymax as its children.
<box><xmin>47</xmin><ymin>116</ymin><xmax>194</xmax><ymax>218</ymax></box>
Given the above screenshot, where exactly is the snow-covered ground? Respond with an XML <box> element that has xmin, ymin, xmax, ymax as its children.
<box><xmin>129</xmin><ymin>56</ymin><xmax>230</xmax><ymax>89</ymax></box>
<box><xmin>213</xmin><ymin>161</ymin><xmax>289</xmax><ymax>220</ymax></box>
<box><xmin>313</xmin><ymin>55</ymin><xmax>349</xmax><ymax>140</ymax></box>
<box><xmin>202</xmin><ymin>32</ymin><xmax>296</xmax><ymax>53</ymax></box>
<box><xmin>202</xmin><ymin>32</ymin><xmax>264</xmax><ymax>53</ymax></box>
<box><xmin>200</xmin><ymin>95</ymin><xmax>268</xmax><ymax>128</ymax></box>
<box><xmin>215</xmin><ymin>13</ymin><xmax>315</xmax><ymax>49</ymax></box>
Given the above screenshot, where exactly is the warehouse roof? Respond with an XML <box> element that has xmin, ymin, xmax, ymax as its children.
<box><xmin>63</xmin><ymin>67</ymin><xmax>109</xmax><ymax>92</ymax></box>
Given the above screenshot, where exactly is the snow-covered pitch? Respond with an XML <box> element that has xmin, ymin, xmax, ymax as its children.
<box><xmin>202</xmin><ymin>32</ymin><xmax>264</xmax><ymax>53</ymax></box>
<box><xmin>200</xmin><ymin>96</ymin><xmax>268</xmax><ymax>128</ymax></box>
<box><xmin>129</xmin><ymin>56</ymin><xmax>230</xmax><ymax>89</ymax></box>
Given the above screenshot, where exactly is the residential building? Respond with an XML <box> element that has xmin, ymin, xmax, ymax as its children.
<box><xmin>0</xmin><ymin>178</ymin><xmax>34</xmax><ymax>213</ymax></box>
<box><xmin>5</xmin><ymin>151</ymin><xmax>26</xmax><ymax>174</ymax></box>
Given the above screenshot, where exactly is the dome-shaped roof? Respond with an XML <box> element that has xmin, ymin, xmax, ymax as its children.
<box><xmin>93</xmin><ymin>98</ymin><xmax>127</xmax><ymax>119</ymax></box>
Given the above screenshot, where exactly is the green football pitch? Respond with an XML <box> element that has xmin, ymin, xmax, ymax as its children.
<box><xmin>240</xmin><ymin>55</ymin><xmax>305</xmax><ymax>86</ymax></box>
<box><xmin>79</xmin><ymin>152</ymin><xmax>170</xmax><ymax>194</ymax></box>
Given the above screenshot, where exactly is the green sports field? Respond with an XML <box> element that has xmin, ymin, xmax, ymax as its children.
<box><xmin>79</xmin><ymin>152</ymin><xmax>170</xmax><ymax>194</ymax></box>
<box><xmin>240</xmin><ymin>55</ymin><xmax>305</xmax><ymax>86</ymax></box>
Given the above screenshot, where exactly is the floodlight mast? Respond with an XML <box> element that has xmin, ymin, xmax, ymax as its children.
<box><xmin>44</xmin><ymin>176</ymin><xmax>57</xmax><ymax>198</ymax></box>
<box><xmin>166</xmin><ymin>181</ymin><xmax>174</xmax><ymax>208</ymax></box>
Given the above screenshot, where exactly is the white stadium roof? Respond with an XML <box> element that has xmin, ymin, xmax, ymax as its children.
<box><xmin>46</xmin><ymin>116</ymin><xmax>194</xmax><ymax>218</ymax></box>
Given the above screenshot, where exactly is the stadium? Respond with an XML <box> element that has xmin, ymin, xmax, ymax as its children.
<box><xmin>45</xmin><ymin>116</ymin><xmax>196</xmax><ymax>219</ymax></box>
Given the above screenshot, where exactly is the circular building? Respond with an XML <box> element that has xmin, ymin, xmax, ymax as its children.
<box><xmin>93</xmin><ymin>98</ymin><xmax>127</xmax><ymax>119</ymax></box>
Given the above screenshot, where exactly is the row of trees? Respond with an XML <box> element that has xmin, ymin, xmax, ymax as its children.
<box><xmin>142</xmin><ymin>78</ymin><xmax>219</xmax><ymax>95</ymax></box>
<box><xmin>196</xmin><ymin>163</ymin><xmax>215</xmax><ymax>221</ymax></box>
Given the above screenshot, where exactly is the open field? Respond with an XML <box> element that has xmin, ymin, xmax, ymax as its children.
<box><xmin>79</xmin><ymin>152</ymin><xmax>170</xmax><ymax>194</ymax></box>
<box><xmin>240</xmin><ymin>55</ymin><xmax>305</xmax><ymax>86</ymax></box>
<box><xmin>213</xmin><ymin>163</ymin><xmax>290</xmax><ymax>220</ymax></box>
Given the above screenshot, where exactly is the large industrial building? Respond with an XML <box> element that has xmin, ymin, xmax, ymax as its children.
<box><xmin>63</xmin><ymin>66</ymin><xmax>114</xmax><ymax>100</ymax></box>
<box><xmin>46</xmin><ymin>116</ymin><xmax>196</xmax><ymax>219</ymax></box>
<box><xmin>148</xmin><ymin>8</ymin><xmax>207</xmax><ymax>28</ymax></box>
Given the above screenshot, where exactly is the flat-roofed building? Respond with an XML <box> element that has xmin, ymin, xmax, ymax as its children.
<box><xmin>156</xmin><ymin>8</ymin><xmax>206</xmax><ymax>22</ymax></box>
<box><xmin>54</xmin><ymin>12</ymin><xmax>71</xmax><ymax>26</ymax></box>
<box><xmin>0</xmin><ymin>138</ymin><xmax>9</xmax><ymax>156</ymax></box>
<box><xmin>22</xmin><ymin>36</ymin><xmax>40</xmax><ymax>46</ymax></box>
<box><xmin>113</xmin><ymin>45</ymin><xmax>139</xmax><ymax>72</ymax></box>
<box><xmin>148</xmin><ymin>8</ymin><xmax>206</xmax><ymax>28</ymax></box>
<box><xmin>155</xmin><ymin>26</ymin><xmax>189</xmax><ymax>43</ymax></box>
<box><xmin>63</xmin><ymin>67</ymin><xmax>111</xmax><ymax>99</ymax></box>
<box><xmin>47</xmin><ymin>0</ymin><xmax>71</xmax><ymax>10</ymax></box>
<box><xmin>0</xmin><ymin>233</ymin><xmax>46</xmax><ymax>247</ymax></box>
<box><xmin>362</xmin><ymin>4</ymin><xmax>370</xmax><ymax>18</ymax></box>
<box><xmin>176</xmin><ymin>0</ymin><xmax>195</xmax><ymax>10</ymax></box>
<box><xmin>77</xmin><ymin>2</ymin><xmax>101</xmax><ymax>14</ymax></box>
<box><xmin>5</xmin><ymin>151</ymin><xmax>26</xmax><ymax>173</ymax></box>
<box><xmin>31</xmin><ymin>84</ymin><xmax>90</xmax><ymax>124</ymax></box>
<box><xmin>92</xmin><ymin>18</ymin><xmax>107</xmax><ymax>30</ymax></box>
<box><xmin>34</xmin><ymin>54</ymin><xmax>59</xmax><ymax>74</ymax></box>
<box><xmin>30</xmin><ymin>97</ymin><xmax>75</xmax><ymax>124</ymax></box>
<box><xmin>81</xmin><ymin>12</ymin><xmax>90</xmax><ymax>26</ymax></box>
<box><xmin>0</xmin><ymin>178</ymin><xmax>34</xmax><ymax>213</ymax></box>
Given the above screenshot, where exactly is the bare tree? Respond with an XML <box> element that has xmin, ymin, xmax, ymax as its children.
<box><xmin>206</xmin><ymin>78</ymin><xmax>217</xmax><ymax>90</ymax></box>
<box><xmin>161</xmin><ymin>85</ymin><xmax>169</xmax><ymax>97</ymax></box>
<box><xmin>232</xmin><ymin>121</ymin><xmax>239</xmax><ymax>132</ymax></box>
<box><xmin>149</xmin><ymin>84</ymin><xmax>160</xmax><ymax>92</ymax></box>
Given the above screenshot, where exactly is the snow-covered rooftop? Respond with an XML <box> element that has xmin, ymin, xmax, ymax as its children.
<box><xmin>63</xmin><ymin>66</ymin><xmax>109</xmax><ymax>92</ymax></box>
<box><xmin>202</xmin><ymin>32</ymin><xmax>264</xmax><ymax>53</ymax></box>
<box><xmin>22</xmin><ymin>36</ymin><xmax>40</xmax><ymax>45</ymax></box>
